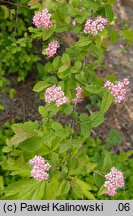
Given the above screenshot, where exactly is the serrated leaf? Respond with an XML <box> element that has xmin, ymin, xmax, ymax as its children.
<box><xmin>6</xmin><ymin>129</ymin><xmax>32</xmax><ymax>147</ymax></box>
<box><xmin>6</xmin><ymin>121</ymin><xmax>39</xmax><ymax>147</ymax></box>
<box><xmin>3</xmin><ymin>179</ymin><xmax>45</xmax><ymax>200</ymax></box>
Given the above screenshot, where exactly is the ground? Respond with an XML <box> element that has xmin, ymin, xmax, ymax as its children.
<box><xmin>0</xmin><ymin>0</ymin><xmax>133</xmax><ymax>151</ymax></box>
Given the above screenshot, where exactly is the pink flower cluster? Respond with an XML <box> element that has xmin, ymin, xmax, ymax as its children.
<box><xmin>33</xmin><ymin>8</ymin><xmax>53</xmax><ymax>29</ymax></box>
<box><xmin>72</xmin><ymin>86</ymin><xmax>83</xmax><ymax>104</ymax></box>
<box><xmin>29</xmin><ymin>155</ymin><xmax>51</xmax><ymax>181</ymax></box>
<box><xmin>104</xmin><ymin>78</ymin><xmax>129</xmax><ymax>103</ymax></box>
<box><xmin>104</xmin><ymin>167</ymin><xmax>125</xmax><ymax>196</ymax></box>
<box><xmin>45</xmin><ymin>85</ymin><xmax>68</xmax><ymax>107</ymax></box>
<box><xmin>84</xmin><ymin>16</ymin><xmax>108</xmax><ymax>35</ymax></box>
<box><xmin>46</xmin><ymin>40</ymin><xmax>60</xmax><ymax>57</ymax></box>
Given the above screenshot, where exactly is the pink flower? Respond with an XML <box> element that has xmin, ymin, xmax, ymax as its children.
<box><xmin>104</xmin><ymin>78</ymin><xmax>130</xmax><ymax>103</ymax></box>
<box><xmin>44</xmin><ymin>85</ymin><xmax>68</xmax><ymax>107</ymax></box>
<box><xmin>72</xmin><ymin>86</ymin><xmax>83</xmax><ymax>104</ymax></box>
<box><xmin>31</xmin><ymin>168</ymin><xmax>49</xmax><ymax>181</ymax></box>
<box><xmin>104</xmin><ymin>167</ymin><xmax>125</xmax><ymax>196</ymax></box>
<box><xmin>46</xmin><ymin>40</ymin><xmax>60</xmax><ymax>57</ymax></box>
<box><xmin>29</xmin><ymin>155</ymin><xmax>51</xmax><ymax>181</ymax></box>
<box><xmin>84</xmin><ymin>16</ymin><xmax>108</xmax><ymax>35</ymax></box>
<box><xmin>33</xmin><ymin>8</ymin><xmax>53</xmax><ymax>29</ymax></box>
<box><xmin>56</xmin><ymin>96</ymin><xmax>68</xmax><ymax>107</ymax></box>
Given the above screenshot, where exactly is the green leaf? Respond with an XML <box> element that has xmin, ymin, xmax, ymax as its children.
<box><xmin>0</xmin><ymin>104</ymin><xmax>4</xmax><ymax>110</ymax></box>
<box><xmin>3</xmin><ymin>179</ymin><xmax>45</xmax><ymax>200</ymax></box>
<box><xmin>42</xmin><ymin>26</ymin><xmax>56</xmax><ymax>41</ymax></box>
<box><xmin>93</xmin><ymin>172</ymin><xmax>105</xmax><ymax>187</ymax></box>
<box><xmin>79</xmin><ymin>114</ymin><xmax>91</xmax><ymax>138</ymax></box>
<box><xmin>110</xmin><ymin>29</ymin><xmax>119</xmax><ymax>44</ymax></box>
<box><xmin>100</xmin><ymin>91</ymin><xmax>113</xmax><ymax>113</ymax></box>
<box><xmin>85</xmin><ymin>84</ymin><xmax>104</xmax><ymax>94</ymax></box>
<box><xmin>0</xmin><ymin>176</ymin><xmax>4</xmax><ymax>191</ymax></box>
<box><xmin>106</xmin><ymin>0</ymin><xmax>116</xmax><ymax>5</ymax></box>
<box><xmin>0</xmin><ymin>5</ymin><xmax>9</xmax><ymax>19</ymax></box>
<box><xmin>76</xmin><ymin>179</ymin><xmax>95</xmax><ymax>200</ymax></box>
<box><xmin>38</xmin><ymin>104</ymin><xmax>59</xmax><ymax>117</ymax></box>
<box><xmin>6</xmin><ymin>122</ymin><xmax>39</xmax><ymax>147</ymax></box>
<box><xmin>59</xmin><ymin>143</ymin><xmax>71</xmax><ymax>153</ymax></box>
<box><xmin>76</xmin><ymin>179</ymin><xmax>92</xmax><ymax>190</ymax></box>
<box><xmin>62</xmin><ymin>104</ymin><xmax>73</xmax><ymax>114</ymax></box>
<box><xmin>33</xmin><ymin>81</ymin><xmax>50</xmax><ymax>92</ymax></box>
<box><xmin>101</xmin><ymin>153</ymin><xmax>112</xmax><ymax>173</ymax></box>
<box><xmin>53</xmin><ymin>56</ymin><xmax>61</xmax><ymax>69</ymax></box>
<box><xmin>90</xmin><ymin>112</ymin><xmax>104</xmax><ymax>128</ymax></box>
<box><xmin>56</xmin><ymin>180</ymin><xmax>70</xmax><ymax>198</ymax></box>
<box><xmin>98</xmin><ymin>185</ymin><xmax>107</xmax><ymax>196</ymax></box>
<box><xmin>19</xmin><ymin>136</ymin><xmax>43</xmax><ymax>152</ymax></box>
<box><xmin>105</xmin><ymin>5</ymin><xmax>114</xmax><ymax>22</ymax></box>
<box><xmin>74</xmin><ymin>61</ymin><xmax>82</xmax><ymax>70</ymax></box>
<box><xmin>42</xmin><ymin>48</ymin><xmax>46</xmax><ymax>55</ymax></box>
<box><xmin>2</xmin><ymin>146</ymin><xmax>12</xmax><ymax>153</ymax></box>
<box><xmin>44</xmin><ymin>176</ymin><xmax>59</xmax><ymax>199</ymax></box>
<box><xmin>51</xmin><ymin>122</ymin><xmax>63</xmax><ymax>131</ymax></box>
<box><xmin>55</xmin><ymin>0</ymin><xmax>66</xmax><ymax>3</ymax></box>
<box><xmin>106</xmin><ymin>129</ymin><xmax>122</xmax><ymax>149</ymax></box>
<box><xmin>58</xmin><ymin>65</ymin><xmax>69</xmax><ymax>73</ymax></box>
<box><xmin>121</xmin><ymin>29</ymin><xmax>133</xmax><ymax>41</ymax></box>
<box><xmin>75</xmin><ymin>37</ymin><xmax>91</xmax><ymax>47</ymax></box>
<box><xmin>61</xmin><ymin>54</ymin><xmax>70</xmax><ymax>67</ymax></box>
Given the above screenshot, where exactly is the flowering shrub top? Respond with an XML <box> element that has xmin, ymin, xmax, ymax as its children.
<box><xmin>104</xmin><ymin>167</ymin><xmax>125</xmax><ymax>196</ymax></box>
<box><xmin>46</xmin><ymin>40</ymin><xmax>60</xmax><ymax>57</ymax></box>
<box><xmin>33</xmin><ymin>8</ymin><xmax>53</xmax><ymax>29</ymax></box>
<box><xmin>104</xmin><ymin>78</ymin><xmax>129</xmax><ymax>103</ymax></box>
<box><xmin>29</xmin><ymin>156</ymin><xmax>51</xmax><ymax>181</ymax></box>
<box><xmin>44</xmin><ymin>85</ymin><xmax>68</xmax><ymax>107</ymax></box>
<box><xmin>84</xmin><ymin>16</ymin><xmax>108</xmax><ymax>35</ymax></box>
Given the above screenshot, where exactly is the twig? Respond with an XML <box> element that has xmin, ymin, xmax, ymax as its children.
<box><xmin>70</xmin><ymin>103</ymin><xmax>77</xmax><ymax>144</ymax></box>
<box><xmin>13</xmin><ymin>0</ymin><xmax>19</xmax><ymax>38</ymax></box>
